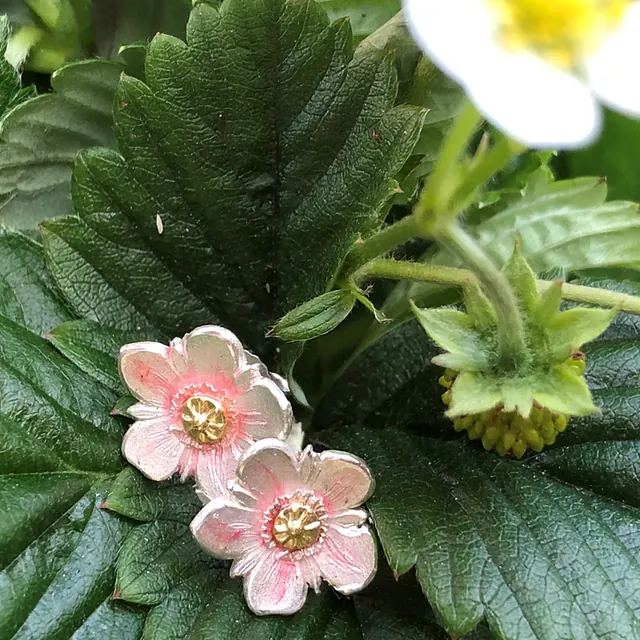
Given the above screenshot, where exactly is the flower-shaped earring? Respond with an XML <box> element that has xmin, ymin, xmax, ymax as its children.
<box><xmin>119</xmin><ymin>325</ymin><xmax>293</xmax><ymax>498</ymax></box>
<box><xmin>190</xmin><ymin>439</ymin><xmax>377</xmax><ymax>615</ymax></box>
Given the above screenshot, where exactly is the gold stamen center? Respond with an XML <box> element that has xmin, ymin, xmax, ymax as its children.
<box><xmin>272</xmin><ymin>503</ymin><xmax>322</xmax><ymax>551</ymax></box>
<box><xmin>181</xmin><ymin>395</ymin><xmax>227</xmax><ymax>444</ymax></box>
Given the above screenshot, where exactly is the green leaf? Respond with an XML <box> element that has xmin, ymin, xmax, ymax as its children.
<box><xmin>0</xmin><ymin>59</ymin><xmax>121</xmax><ymax>228</ymax></box>
<box><xmin>476</xmin><ymin>177</ymin><xmax>640</xmax><ymax>271</ymax></box>
<box><xmin>272</xmin><ymin>290</ymin><xmax>357</xmax><ymax>341</ymax></box>
<box><xmin>42</xmin><ymin>0</ymin><xmax>424</xmax><ymax>362</ymax></box>
<box><xmin>0</xmin><ymin>229</ymin><xmax>73</xmax><ymax>334</ymax></box>
<box><xmin>314</xmin><ymin>319</ymin><xmax>448</xmax><ymax>431</ymax></box>
<box><xmin>49</xmin><ymin>320</ymin><xmax>149</xmax><ymax>391</ymax></box>
<box><xmin>320</xmin><ymin>279</ymin><xmax>640</xmax><ymax>639</ymax></box>
<box><xmin>0</xmin><ymin>235</ymin><xmax>145</xmax><ymax>638</ymax></box>
<box><xmin>0</xmin><ymin>16</ymin><xmax>36</xmax><ymax>117</ymax></box>
<box><xmin>327</xmin><ymin>427</ymin><xmax>640</xmax><ymax>640</ymax></box>
<box><xmin>317</xmin><ymin>0</ymin><xmax>401</xmax><ymax>42</ymax></box>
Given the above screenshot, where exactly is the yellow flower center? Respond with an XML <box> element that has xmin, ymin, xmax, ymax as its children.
<box><xmin>181</xmin><ymin>395</ymin><xmax>227</xmax><ymax>444</ymax></box>
<box><xmin>489</xmin><ymin>0</ymin><xmax>631</xmax><ymax>67</ymax></box>
<box><xmin>272</xmin><ymin>502</ymin><xmax>322</xmax><ymax>551</ymax></box>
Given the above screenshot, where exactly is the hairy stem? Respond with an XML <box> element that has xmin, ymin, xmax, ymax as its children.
<box><xmin>343</xmin><ymin>214</ymin><xmax>422</xmax><ymax>274</ymax></box>
<box><xmin>355</xmin><ymin>258</ymin><xmax>640</xmax><ymax>316</ymax></box>
<box><xmin>448</xmin><ymin>137</ymin><xmax>525</xmax><ymax>217</ymax></box>
<box><xmin>433</xmin><ymin>223</ymin><xmax>527</xmax><ymax>370</ymax></box>
<box><xmin>416</xmin><ymin>100</ymin><xmax>482</xmax><ymax>219</ymax></box>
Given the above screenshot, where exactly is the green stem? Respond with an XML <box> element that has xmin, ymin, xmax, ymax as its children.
<box><xmin>416</xmin><ymin>100</ymin><xmax>482</xmax><ymax>220</ymax></box>
<box><xmin>343</xmin><ymin>214</ymin><xmax>422</xmax><ymax>274</ymax></box>
<box><xmin>434</xmin><ymin>223</ymin><xmax>527</xmax><ymax>370</ymax></box>
<box><xmin>539</xmin><ymin>280</ymin><xmax>640</xmax><ymax>315</ymax></box>
<box><xmin>448</xmin><ymin>137</ymin><xmax>525</xmax><ymax>217</ymax></box>
<box><xmin>355</xmin><ymin>258</ymin><xmax>640</xmax><ymax>316</ymax></box>
<box><xmin>354</xmin><ymin>258</ymin><xmax>470</xmax><ymax>287</ymax></box>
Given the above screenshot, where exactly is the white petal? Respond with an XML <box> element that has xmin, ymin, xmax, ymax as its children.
<box><xmin>309</xmin><ymin>450</ymin><xmax>375</xmax><ymax>512</ymax></box>
<box><xmin>122</xmin><ymin>418</ymin><xmax>183</xmax><ymax>481</ymax></box>
<box><xmin>127</xmin><ymin>402</ymin><xmax>164</xmax><ymax>420</ymax></box>
<box><xmin>244</xmin><ymin>553</ymin><xmax>308</xmax><ymax>616</ymax></box>
<box><xmin>586</xmin><ymin>4</ymin><xmax>640</xmax><ymax>116</ymax></box>
<box><xmin>467</xmin><ymin>47</ymin><xmax>601</xmax><ymax>148</ymax></box>
<box><xmin>185</xmin><ymin>325</ymin><xmax>245</xmax><ymax>376</ymax></box>
<box><xmin>327</xmin><ymin>509</ymin><xmax>369</xmax><ymax>527</ymax></box>
<box><xmin>403</xmin><ymin>0</ymin><xmax>495</xmax><ymax>83</ymax></box>
<box><xmin>119</xmin><ymin>342</ymin><xmax>177</xmax><ymax>404</ymax></box>
<box><xmin>315</xmin><ymin>524</ymin><xmax>377</xmax><ymax>595</ymax></box>
<box><xmin>285</xmin><ymin>422</ymin><xmax>304</xmax><ymax>451</ymax></box>
<box><xmin>236</xmin><ymin>439</ymin><xmax>300</xmax><ymax>503</ymax></box>
<box><xmin>236</xmin><ymin>379</ymin><xmax>293</xmax><ymax>440</ymax></box>
<box><xmin>190</xmin><ymin>496</ymin><xmax>260</xmax><ymax>559</ymax></box>
<box><xmin>195</xmin><ymin>443</ymin><xmax>239</xmax><ymax>500</ymax></box>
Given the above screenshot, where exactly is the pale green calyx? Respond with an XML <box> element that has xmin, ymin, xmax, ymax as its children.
<box><xmin>412</xmin><ymin>243</ymin><xmax>617</xmax><ymax>457</ymax></box>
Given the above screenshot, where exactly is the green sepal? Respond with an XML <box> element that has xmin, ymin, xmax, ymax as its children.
<box><xmin>432</xmin><ymin>351</ymin><xmax>486</xmax><ymax>372</ymax></box>
<box><xmin>532</xmin><ymin>363</ymin><xmax>599</xmax><ymax>416</ymax></box>
<box><xmin>500</xmin><ymin>379</ymin><xmax>534</xmax><ymax>417</ymax></box>
<box><xmin>534</xmin><ymin>280</ymin><xmax>563</xmax><ymax>325</ymax></box>
<box><xmin>448</xmin><ymin>372</ymin><xmax>501</xmax><ymax>417</ymax></box>
<box><xmin>354</xmin><ymin>289</ymin><xmax>388</xmax><ymax>324</ymax></box>
<box><xmin>462</xmin><ymin>278</ymin><xmax>496</xmax><ymax>331</ymax></box>
<box><xmin>547</xmin><ymin>306</ymin><xmax>618</xmax><ymax>351</ymax></box>
<box><xmin>502</xmin><ymin>238</ymin><xmax>538</xmax><ymax>314</ymax></box>
<box><xmin>410</xmin><ymin>302</ymin><xmax>491</xmax><ymax>369</ymax></box>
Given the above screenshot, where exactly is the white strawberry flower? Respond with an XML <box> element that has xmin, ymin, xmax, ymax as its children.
<box><xmin>403</xmin><ymin>0</ymin><xmax>640</xmax><ymax>148</ymax></box>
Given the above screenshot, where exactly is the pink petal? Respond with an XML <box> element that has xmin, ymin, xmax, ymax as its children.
<box><xmin>244</xmin><ymin>552</ymin><xmax>308</xmax><ymax>616</ymax></box>
<box><xmin>194</xmin><ymin>443</ymin><xmax>239</xmax><ymax>500</ymax></box>
<box><xmin>119</xmin><ymin>342</ymin><xmax>177</xmax><ymax>404</ymax></box>
<box><xmin>310</xmin><ymin>450</ymin><xmax>375</xmax><ymax>512</ymax></box>
<box><xmin>190</xmin><ymin>497</ymin><xmax>260</xmax><ymax>559</ymax></box>
<box><xmin>236</xmin><ymin>379</ymin><xmax>293</xmax><ymax>440</ymax></box>
<box><xmin>122</xmin><ymin>418</ymin><xmax>183</xmax><ymax>481</ymax></box>
<box><xmin>315</xmin><ymin>524</ymin><xmax>377</xmax><ymax>595</ymax></box>
<box><xmin>236</xmin><ymin>440</ymin><xmax>300</xmax><ymax>503</ymax></box>
<box><xmin>185</xmin><ymin>326</ymin><xmax>245</xmax><ymax>376</ymax></box>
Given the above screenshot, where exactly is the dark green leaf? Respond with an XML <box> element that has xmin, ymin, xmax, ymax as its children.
<box><xmin>0</xmin><ymin>59</ymin><xmax>121</xmax><ymax>228</ymax></box>
<box><xmin>314</xmin><ymin>318</ymin><xmax>447</xmax><ymax>431</ymax></box>
<box><xmin>0</xmin><ymin>229</ymin><xmax>73</xmax><ymax>334</ymax></box>
<box><xmin>0</xmin><ymin>233</ymin><xmax>144</xmax><ymax>639</ymax></box>
<box><xmin>328</xmin><ymin>427</ymin><xmax>640</xmax><ymax>640</ymax></box>
<box><xmin>49</xmin><ymin>320</ymin><xmax>150</xmax><ymax>391</ymax></box>
<box><xmin>321</xmin><ymin>280</ymin><xmax>640</xmax><ymax>639</ymax></box>
<box><xmin>272</xmin><ymin>290</ymin><xmax>356</xmax><ymax>341</ymax></box>
<box><xmin>42</xmin><ymin>0</ymin><xmax>424</xmax><ymax>363</ymax></box>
